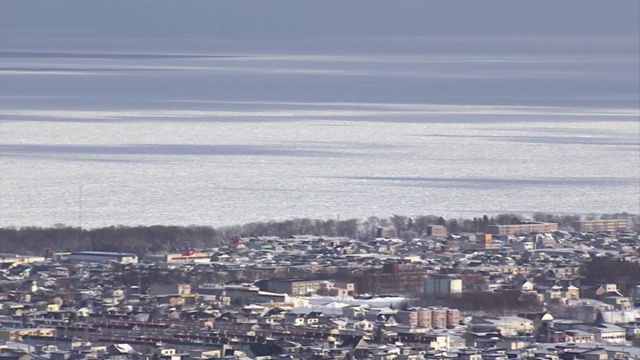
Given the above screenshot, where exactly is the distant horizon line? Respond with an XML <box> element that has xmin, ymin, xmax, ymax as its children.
<box><xmin>1</xmin><ymin>211</ymin><xmax>637</xmax><ymax>231</ymax></box>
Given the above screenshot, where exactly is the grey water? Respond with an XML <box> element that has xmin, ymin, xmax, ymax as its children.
<box><xmin>0</xmin><ymin>1</ymin><xmax>638</xmax><ymax>228</ymax></box>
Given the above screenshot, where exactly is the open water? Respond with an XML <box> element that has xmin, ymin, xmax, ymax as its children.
<box><xmin>0</xmin><ymin>3</ymin><xmax>638</xmax><ymax>227</ymax></box>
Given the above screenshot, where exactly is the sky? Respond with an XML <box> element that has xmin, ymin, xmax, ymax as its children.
<box><xmin>1</xmin><ymin>0</ymin><xmax>639</xmax><ymax>39</ymax></box>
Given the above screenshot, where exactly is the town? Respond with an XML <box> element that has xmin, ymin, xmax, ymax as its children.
<box><xmin>0</xmin><ymin>217</ymin><xmax>639</xmax><ymax>359</ymax></box>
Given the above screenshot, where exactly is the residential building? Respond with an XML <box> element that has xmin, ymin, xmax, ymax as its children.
<box><xmin>426</xmin><ymin>225</ymin><xmax>447</xmax><ymax>238</ymax></box>
<box><xmin>571</xmin><ymin>219</ymin><xmax>630</xmax><ymax>232</ymax></box>
<box><xmin>486</xmin><ymin>222</ymin><xmax>558</xmax><ymax>235</ymax></box>
<box><xmin>317</xmin><ymin>281</ymin><xmax>355</xmax><ymax>297</ymax></box>
<box><xmin>469</xmin><ymin>316</ymin><xmax>535</xmax><ymax>336</ymax></box>
<box><xmin>0</xmin><ymin>328</ymin><xmax>57</xmax><ymax>342</ymax></box>
<box><xmin>376</xmin><ymin>227</ymin><xmax>398</xmax><ymax>238</ymax></box>
<box><xmin>256</xmin><ymin>278</ymin><xmax>325</xmax><ymax>296</ymax></box>
<box><xmin>424</xmin><ymin>275</ymin><xmax>463</xmax><ymax>298</ymax></box>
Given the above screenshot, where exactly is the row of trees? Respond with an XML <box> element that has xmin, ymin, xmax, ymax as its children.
<box><xmin>0</xmin><ymin>225</ymin><xmax>218</xmax><ymax>257</ymax></box>
<box><xmin>416</xmin><ymin>291</ymin><xmax>542</xmax><ymax>314</ymax></box>
<box><xmin>580</xmin><ymin>257</ymin><xmax>640</xmax><ymax>293</ymax></box>
<box><xmin>0</xmin><ymin>212</ymin><xmax>636</xmax><ymax>256</ymax></box>
<box><xmin>220</xmin><ymin>211</ymin><xmax>637</xmax><ymax>241</ymax></box>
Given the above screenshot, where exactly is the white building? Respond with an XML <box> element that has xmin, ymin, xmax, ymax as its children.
<box><xmin>424</xmin><ymin>276</ymin><xmax>462</xmax><ymax>298</ymax></box>
<box><xmin>0</xmin><ymin>253</ymin><xmax>46</xmax><ymax>265</ymax></box>
<box><xmin>145</xmin><ymin>251</ymin><xmax>214</xmax><ymax>264</ymax></box>
<box><xmin>576</xmin><ymin>323</ymin><xmax>627</xmax><ymax>345</ymax></box>
<box><xmin>469</xmin><ymin>316</ymin><xmax>535</xmax><ymax>337</ymax></box>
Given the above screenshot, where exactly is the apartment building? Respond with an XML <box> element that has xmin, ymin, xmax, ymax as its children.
<box><xmin>256</xmin><ymin>278</ymin><xmax>325</xmax><ymax>296</ymax></box>
<box><xmin>424</xmin><ymin>275</ymin><xmax>463</xmax><ymax>298</ymax></box>
<box><xmin>571</xmin><ymin>219</ymin><xmax>630</xmax><ymax>232</ymax></box>
<box><xmin>426</xmin><ymin>225</ymin><xmax>448</xmax><ymax>238</ymax></box>
<box><xmin>486</xmin><ymin>222</ymin><xmax>559</xmax><ymax>235</ymax></box>
<box><xmin>396</xmin><ymin>307</ymin><xmax>460</xmax><ymax>329</ymax></box>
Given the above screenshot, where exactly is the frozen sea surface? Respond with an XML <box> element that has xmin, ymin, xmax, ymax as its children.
<box><xmin>0</xmin><ymin>35</ymin><xmax>638</xmax><ymax>228</ymax></box>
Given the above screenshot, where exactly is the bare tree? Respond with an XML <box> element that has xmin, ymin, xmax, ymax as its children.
<box><xmin>390</xmin><ymin>214</ymin><xmax>408</xmax><ymax>237</ymax></box>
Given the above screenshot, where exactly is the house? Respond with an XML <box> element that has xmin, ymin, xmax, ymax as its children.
<box><xmin>583</xmin><ymin>283</ymin><xmax>623</xmax><ymax>298</ymax></box>
<box><xmin>0</xmin><ymin>349</ymin><xmax>35</xmax><ymax>360</ymax></box>
<box><xmin>561</xmin><ymin>284</ymin><xmax>580</xmax><ymax>300</ymax></box>
<box><xmin>242</xmin><ymin>343</ymin><xmax>285</xmax><ymax>360</ymax></box>
<box><xmin>154</xmin><ymin>347</ymin><xmax>181</xmax><ymax>360</ymax></box>
<box><xmin>517</xmin><ymin>312</ymin><xmax>553</xmax><ymax>330</ymax></box>
<box><xmin>601</xmin><ymin>295</ymin><xmax>633</xmax><ymax>310</ymax></box>
<box><xmin>457</xmin><ymin>349</ymin><xmax>483</xmax><ymax>360</ymax></box>
<box><xmin>339</xmin><ymin>336</ymin><xmax>369</xmax><ymax>359</ymax></box>
<box><xmin>518</xmin><ymin>280</ymin><xmax>534</xmax><ymax>292</ymax></box>
<box><xmin>20</xmin><ymin>336</ymin><xmax>82</xmax><ymax>351</ymax></box>
<box><xmin>105</xmin><ymin>344</ymin><xmax>140</xmax><ymax>360</ymax></box>
<box><xmin>188</xmin><ymin>348</ymin><xmax>224</xmax><ymax>359</ymax></box>
<box><xmin>353</xmin><ymin>319</ymin><xmax>375</xmax><ymax>332</ymax></box>
<box><xmin>343</xmin><ymin>305</ymin><xmax>368</xmax><ymax>319</ymax></box>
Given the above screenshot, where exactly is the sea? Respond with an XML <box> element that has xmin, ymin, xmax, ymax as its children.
<box><xmin>0</xmin><ymin>5</ymin><xmax>639</xmax><ymax>228</ymax></box>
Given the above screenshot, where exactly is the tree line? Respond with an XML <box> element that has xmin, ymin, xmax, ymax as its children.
<box><xmin>416</xmin><ymin>291</ymin><xmax>542</xmax><ymax>314</ymax></box>
<box><xmin>580</xmin><ymin>257</ymin><xmax>640</xmax><ymax>293</ymax></box>
<box><xmin>0</xmin><ymin>212</ymin><xmax>636</xmax><ymax>256</ymax></box>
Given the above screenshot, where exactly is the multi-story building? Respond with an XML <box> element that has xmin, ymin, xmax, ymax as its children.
<box><xmin>562</xmin><ymin>330</ymin><xmax>595</xmax><ymax>344</ymax></box>
<box><xmin>576</xmin><ymin>323</ymin><xmax>627</xmax><ymax>344</ymax></box>
<box><xmin>426</xmin><ymin>225</ymin><xmax>447</xmax><ymax>238</ymax></box>
<box><xmin>396</xmin><ymin>307</ymin><xmax>459</xmax><ymax>329</ymax></box>
<box><xmin>376</xmin><ymin>227</ymin><xmax>398</xmax><ymax>238</ymax></box>
<box><xmin>571</xmin><ymin>219</ymin><xmax>630</xmax><ymax>232</ymax></box>
<box><xmin>396</xmin><ymin>310</ymin><xmax>419</xmax><ymax>328</ymax></box>
<box><xmin>418</xmin><ymin>309</ymin><xmax>433</xmax><ymax>328</ymax></box>
<box><xmin>222</xmin><ymin>284</ymin><xmax>309</xmax><ymax>307</ymax></box>
<box><xmin>256</xmin><ymin>278</ymin><xmax>325</xmax><ymax>296</ymax></box>
<box><xmin>318</xmin><ymin>281</ymin><xmax>356</xmax><ymax>297</ymax></box>
<box><xmin>431</xmin><ymin>308</ymin><xmax>448</xmax><ymax>329</ymax></box>
<box><xmin>469</xmin><ymin>316</ymin><xmax>535</xmax><ymax>336</ymax></box>
<box><xmin>446</xmin><ymin>308</ymin><xmax>460</xmax><ymax>328</ymax></box>
<box><xmin>479</xmin><ymin>233</ymin><xmax>498</xmax><ymax>249</ymax></box>
<box><xmin>424</xmin><ymin>275</ymin><xmax>463</xmax><ymax>298</ymax></box>
<box><xmin>486</xmin><ymin>222</ymin><xmax>558</xmax><ymax>235</ymax></box>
